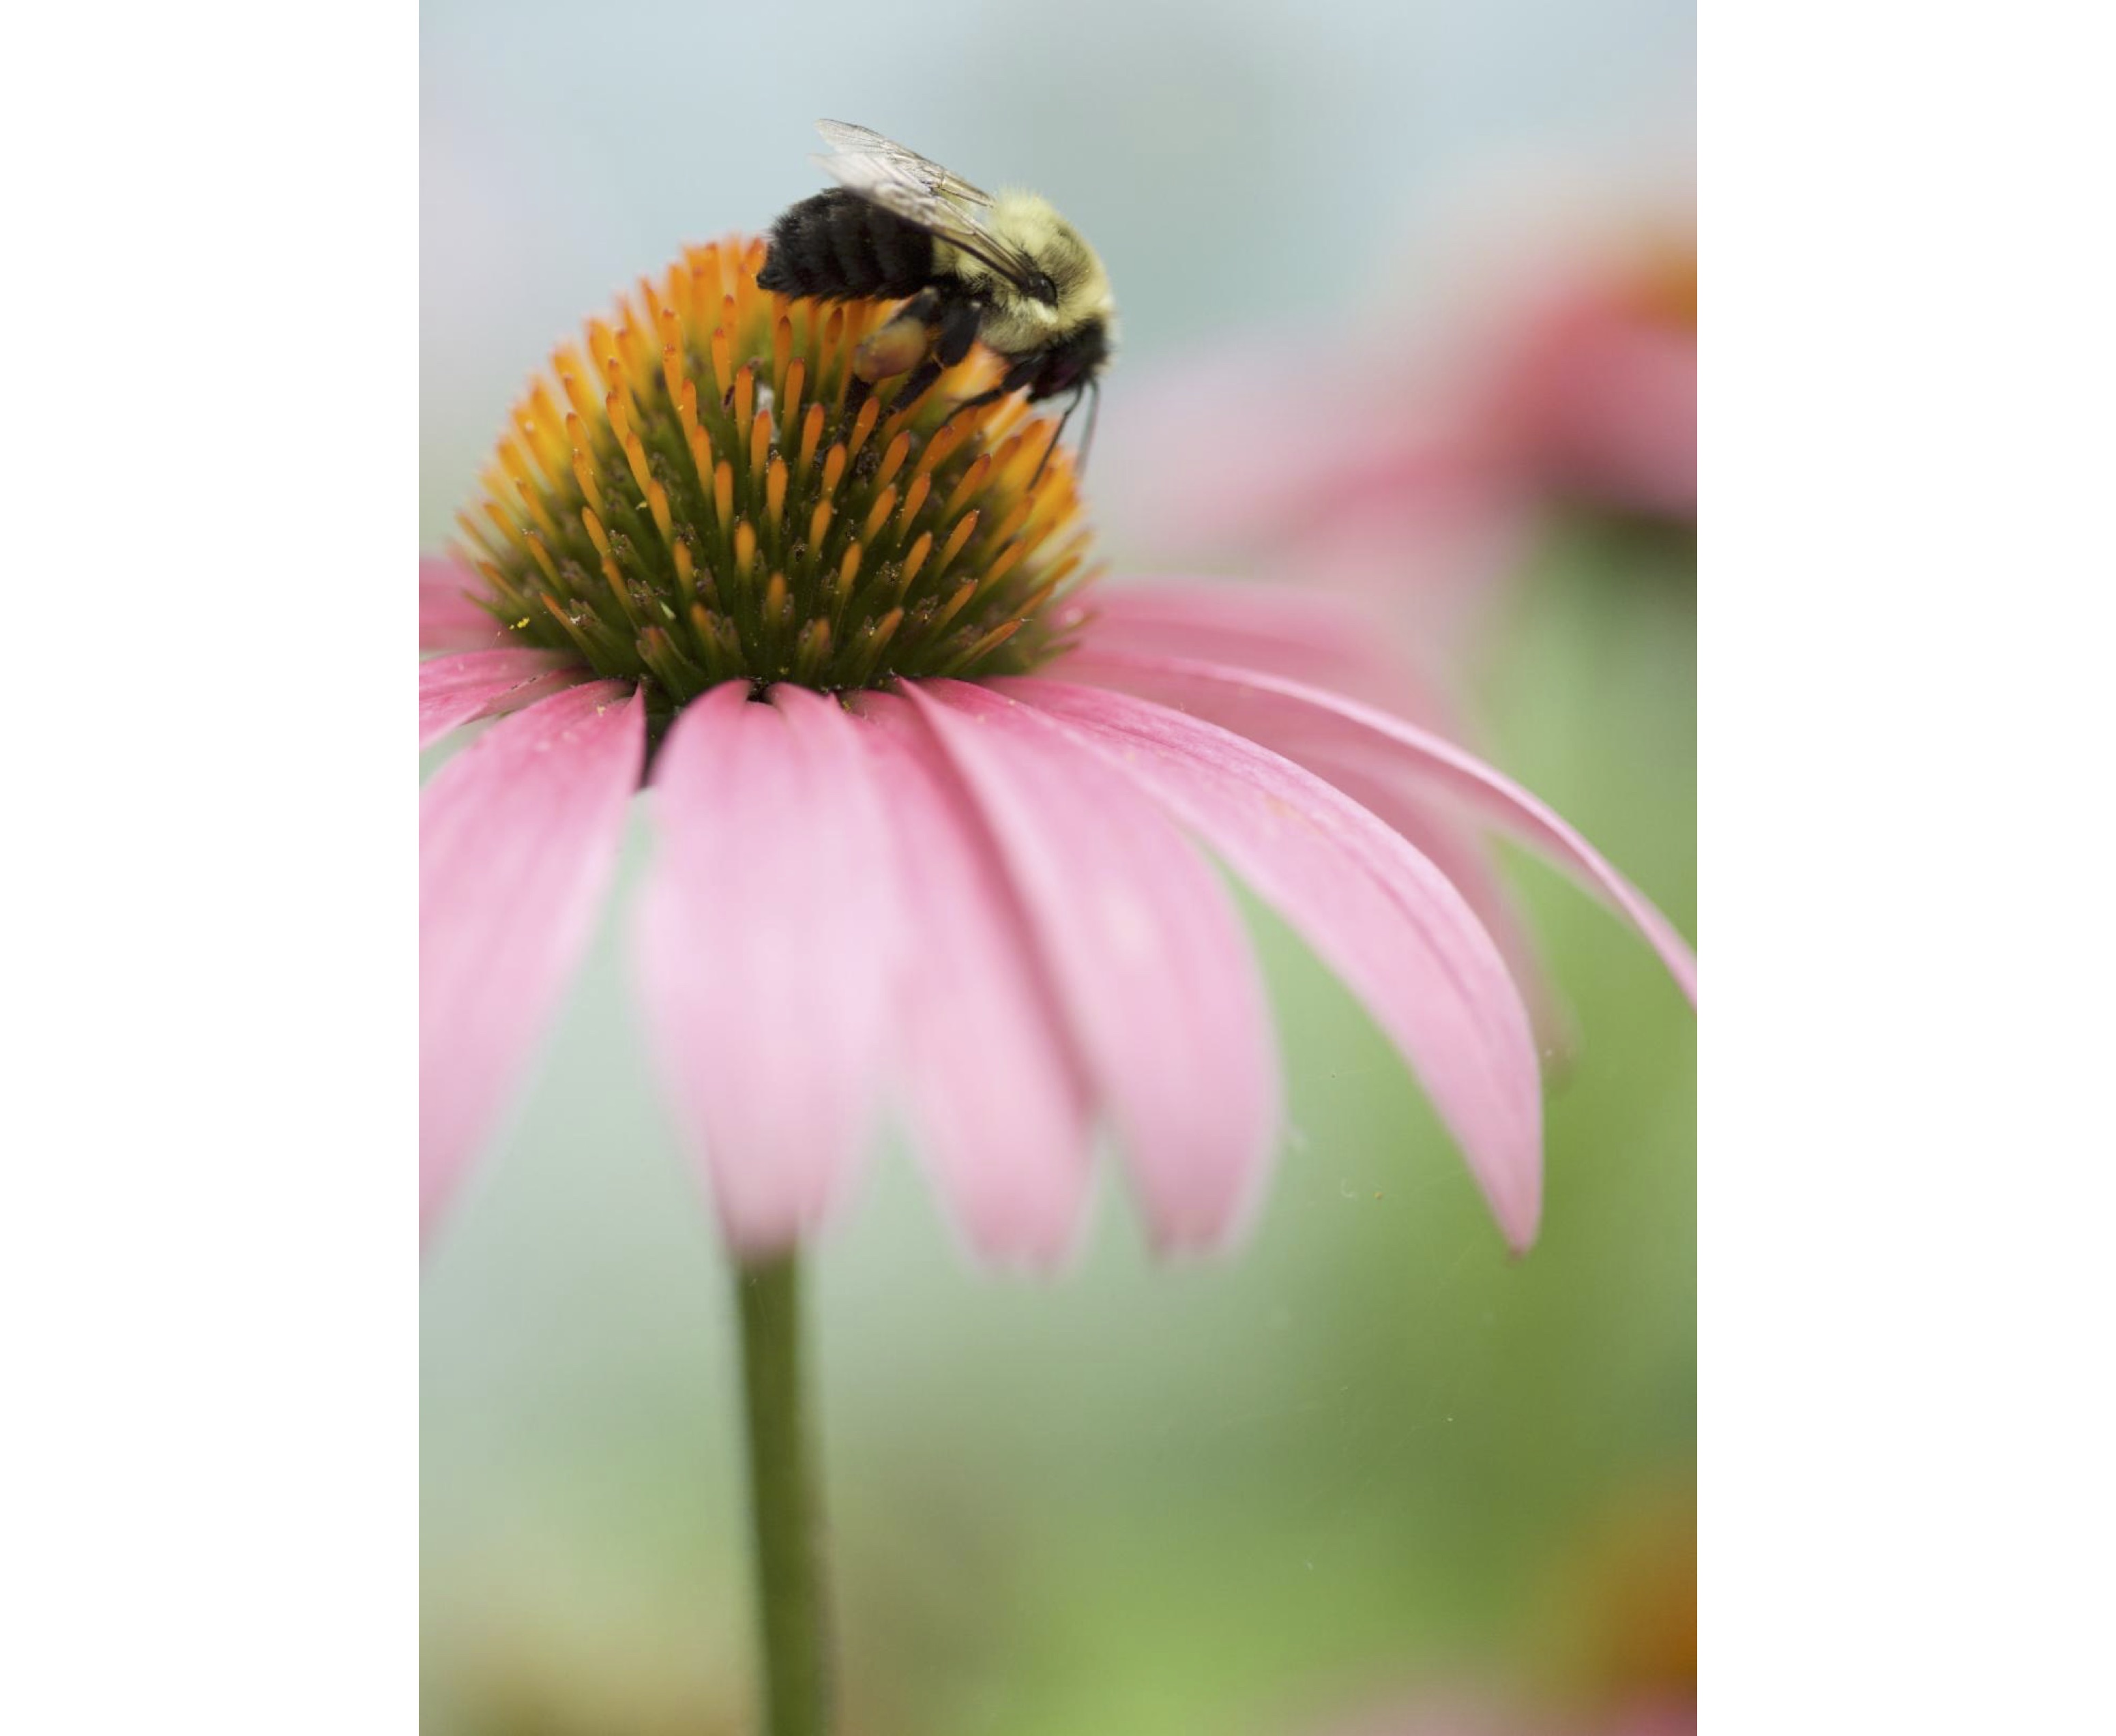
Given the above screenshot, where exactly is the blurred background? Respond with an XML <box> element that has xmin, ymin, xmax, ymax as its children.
<box><xmin>422</xmin><ymin>1</ymin><xmax>1694</xmax><ymax>1731</ymax></box>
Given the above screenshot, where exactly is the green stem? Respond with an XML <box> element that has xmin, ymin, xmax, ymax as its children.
<box><xmin>734</xmin><ymin>1254</ymin><xmax>832</xmax><ymax>1736</ymax></box>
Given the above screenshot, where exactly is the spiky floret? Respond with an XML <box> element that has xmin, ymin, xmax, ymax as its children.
<box><xmin>451</xmin><ymin>236</ymin><xmax>1100</xmax><ymax>712</ymax></box>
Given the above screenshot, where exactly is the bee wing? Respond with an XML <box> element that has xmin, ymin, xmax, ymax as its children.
<box><xmin>813</xmin><ymin>120</ymin><xmax>996</xmax><ymax>206</ymax></box>
<box><xmin>810</xmin><ymin>119</ymin><xmax>1042</xmax><ymax>294</ymax></box>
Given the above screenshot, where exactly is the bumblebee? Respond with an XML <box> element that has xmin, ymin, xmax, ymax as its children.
<box><xmin>758</xmin><ymin>120</ymin><xmax>1115</xmax><ymax>469</ymax></box>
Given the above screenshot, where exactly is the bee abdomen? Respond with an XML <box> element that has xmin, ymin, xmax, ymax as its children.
<box><xmin>759</xmin><ymin>188</ymin><xmax>935</xmax><ymax>301</ymax></box>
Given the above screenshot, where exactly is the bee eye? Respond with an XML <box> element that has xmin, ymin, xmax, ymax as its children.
<box><xmin>1031</xmin><ymin>272</ymin><xmax>1058</xmax><ymax>306</ymax></box>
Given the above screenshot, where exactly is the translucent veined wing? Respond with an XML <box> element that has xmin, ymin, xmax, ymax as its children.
<box><xmin>811</xmin><ymin>119</ymin><xmax>1043</xmax><ymax>294</ymax></box>
<box><xmin>814</xmin><ymin>120</ymin><xmax>997</xmax><ymax>207</ymax></box>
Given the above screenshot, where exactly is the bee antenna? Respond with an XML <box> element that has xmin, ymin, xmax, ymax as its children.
<box><xmin>1077</xmin><ymin>378</ymin><xmax>1102</xmax><ymax>480</ymax></box>
<box><xmin>1031</xmin><ymin>385</ymin><xmax>1090</xmax><ymax>490</ymax></box>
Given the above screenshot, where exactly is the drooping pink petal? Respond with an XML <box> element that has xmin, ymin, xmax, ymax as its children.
<box><xmin>1318</xmin><ymin>755</ymin><xmax>1577</xmax><ymax>1061</ymax></box>
<box><xmin>1003</xmin><ymin>677</ymin><xmax>1545</xmax><ymax>1250</ymax></box>
<box><xmin>632</xmin><ymin>683</ymin><xmax>900</xmax><ymax>1255</ymax></box>
<box><xmin>420</xmin><ymin>681</ymin><xmax>644</xmax><ymax>1233</ymax></box>
<box><xmin>1056</xmin><ymin>650</ymin><xmax>1698</xmax><ymax>1004</ymax></box>
<box><xmin>417</xmin><ymin>648</ymin><xmax>583</xmax><ymax>749</ymax></box>
<box><xmin>420</xmin><ymin>554</ymin><xmax>507</xmax><ymax>653</ymax></box>
<box><xmin>906</xmin><ymin>681</ymin><xmax>1282</xmax><ymax>1254</ymax></box>
<box><xmin>856</xmin><ymin>691</ymin><xmax>1096</xmax><ymax>1268</ymax></box>
<box><xmin>1063</xmin><ymin>581</ymin><xmax>1570</xmax><ymax>1050</ymax></box>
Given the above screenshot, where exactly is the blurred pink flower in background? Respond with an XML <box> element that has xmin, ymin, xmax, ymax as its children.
<box><xmin>1462</xmin><ymin>220</ymin><xmax>1695</xmax><ymax>524</ymax></box>
<box><xmin>1093</xmin><ymin>336</ymin><xmax>1531</xmax><ymax>651</ymax></box>
<box><xmin>1096</xmin><ymin>173</ymin><xmax>1694</xmax><ymax>657</ymax></box>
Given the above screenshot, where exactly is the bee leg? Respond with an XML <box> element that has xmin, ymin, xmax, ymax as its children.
<box><xmin>896</xmin><ymin>286</ymin><xmax>944</xmax><ymax>325</ymax></box>
<box><xmin>1029</xmin><ymin>385</ymin><xmax>1086</xmax><ymax>488</ymax></box>
<box><xmin>940</xmin><ymin>351</ymin><xmax>1044</xmax><ymax>432</ymax></box>
<box><xmin>939</xmin><ymin>386</ymin><xmax>1002</xmax><ymax>426</ymax></box>
<box><xmin>932</xmin><ymin>295</ymin><xmax>983</xmax><ymax>368</ymax></box>
<box><xmin>886</xmin><ymin>297</ymin><xmax>984</xmax><ymax>420</ymax></box>
<box><xmin>841</xmin><ymin>372</ymin><xmax>872</xmax><ymax>426</ymax></box>
<box><xmin>886</xmin><ymin>355</ymin><xmax>948</xmax><ymax>418</ymax></box>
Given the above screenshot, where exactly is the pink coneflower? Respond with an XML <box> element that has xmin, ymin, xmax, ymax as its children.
<box><xmin>1467</xmin><ymin>223</ymin><xmax>1696</xmax><ymax>523</ymax></box>
<box><xmin>1093</xmin><ymin>332</ymin><xmax>1531</xmax><ymax>646</ymax></box>
<box><xmin>422</xmin><ymin>236</ymin><xmax>1694</xmax><ymax>1733</ymax></box>
<box><xmin>1096</xmin><ymin>203</ymin><xmax>1694</xmax><ymax>648</ymax></box>
<box><xmin>424</xmin><ymin>235</ymin><xmax>1692</xmax><ymax>1261</ymax></box>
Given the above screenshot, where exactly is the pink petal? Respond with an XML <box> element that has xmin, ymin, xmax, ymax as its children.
<box><xmin>1005</xmin><ymin>678</ymin><xmax>1545</xmax><ymax>1250</ymax></box>
<box><xmin>1056</xmin><ymin>650</ymin><xmax>1698</xmax><ymax>1004</ymax></box>
<box><xmin>856</xmin><ymin>691</ymin><xmax>1096</xmax><ymax>1268</ymax></box>
<box><xmin>1063</xmin><ymin>583</ymin><xmax>1569</xmax><ymax>1049</ymax></box>
<box><xmin>417</xmin><ymin>648</ymin><xmax>583</xmax><ymax>749</ymax></box>
<box><xmin>631</xmin><ymin>683</ymin><xmax>900</xmax><ymax>1255</ymax></box>
<box><xmin>1319</xmin><ymin>755</ymin><xmax>1577</xmax><ymax>1061</ymax></box>
<box><xmin>420</xmin><ymin>554</ymin><xmax>507</xmax><ymax>653</ymax></box>
<box><xmin>907</xmin><ymin>681</ymin><xmax>1282</xmax><ymax>1254</ymax></box>
<box><xmin>420</xmin><ymin>681</ymin><xmax>644</xmax><ymax>1233</ymax></box>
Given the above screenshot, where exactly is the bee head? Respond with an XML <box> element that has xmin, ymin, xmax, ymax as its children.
<box><xmin>977</xmin><ymin>194</ymin><xmax>1114</xmax><ymax>350</ymax></box>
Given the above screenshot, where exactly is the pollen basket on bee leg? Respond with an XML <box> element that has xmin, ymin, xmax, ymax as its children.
<box><xmin>853</xmin><ymin>313</ymin><xmax>932</xmax><ymax>384</ymax></box>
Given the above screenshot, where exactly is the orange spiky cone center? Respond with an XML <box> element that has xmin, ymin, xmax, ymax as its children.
<box><xmin>452</xmin><ymin>236</ymin><xmax>1100</xmax><ymax>712</ymax></box>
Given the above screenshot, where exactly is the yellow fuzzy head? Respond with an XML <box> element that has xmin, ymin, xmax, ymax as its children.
<box><xmin>937</xmin><ymin>191</ymin><xmax>1115</xmax><ymax>356</ymax></box>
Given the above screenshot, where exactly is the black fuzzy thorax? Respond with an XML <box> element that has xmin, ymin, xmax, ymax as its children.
<box><xmin>757</xmin><ymin>188</ymin><xmax>936</xmax><ymax>301</ymax></box>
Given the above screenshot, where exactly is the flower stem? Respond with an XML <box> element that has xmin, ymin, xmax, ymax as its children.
<box><xmin>734</xmin><ymin>1253</ymin><xmax>832</xmax><ymax>1736</ymax></box>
